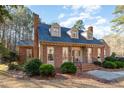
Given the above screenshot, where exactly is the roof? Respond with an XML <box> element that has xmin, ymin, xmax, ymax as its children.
<box><xmin>38</xmin><ymin>23</ymin><xmax>102</xmax><ymax>45</ymax></box>
<box><xmin>17</xmin><ymin>23</ymin><xmax>103</xmax><ymax>46</ymax></box>
<box><xmin>16</xmin><ymin>40</ymin><xmax>33</xmax><ymax>46</ymax></box>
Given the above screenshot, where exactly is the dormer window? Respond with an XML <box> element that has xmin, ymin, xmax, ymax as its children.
<box><xmin>71</xmin><ymin>28</ymin><xmax>79</xmax><ymax>39</ymax></box>
<box><xmin>49</xmin><ymin>23</ymin><xmax>61</xmax><ymax>37</ymax></box>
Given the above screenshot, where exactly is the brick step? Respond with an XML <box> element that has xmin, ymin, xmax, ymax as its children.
<box><xmin>77</xmin><ymin>64</ymin><xmax>101</xmax><ymax>71</ymax></box>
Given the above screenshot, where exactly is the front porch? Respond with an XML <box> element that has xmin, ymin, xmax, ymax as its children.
<box><xmin>41</xmin><ymin>41</ymin><xmax>105</xmax><ymax>68</ymax></box>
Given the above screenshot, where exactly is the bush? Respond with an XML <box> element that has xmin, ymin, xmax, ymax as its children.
<box><xmin>8</xmin><ymin>51</ymin><xmax>18</xmax><ymax>62</ymax></box>
<box><xmin>116</xmin><ymin>57</ymin><xmax>124</xmax><ymax>62</ymax></box>
<box><xmin>60</xmin><ymin>62</ymin><xmax>77</xmax><ymax>74</ymax></box>
<box><xmin>93</xmin><ymin>61</ymin><xmax>102</xmax><ymax>66</ymax></box>
<box><xmin>8</xmin><ymin>62</ymin><xmax>21</xmax><ymax>70</ymax></box>
<box><xmin>39</xmin><ymin>64</ymin><xmax>55</xmax><ymax>77</ymax></box>
<box><xmin>115</xmin><ymin>61</ymin><xmax>124</xmax><ymax>68</ymax></box>
<box><xmin>24</xmin><ymin>58</ymin><xmax>42</xmax><ymax>76</ymax></box>
<box><xmin>1</xmin><ymin>51</ymin><xmax>18</xmax><ymax>64</ymax></box>
<box><xmin>103</xmin><ymin>61</ymin><xmax>117</xmax><ymax>69</ymax></box>
<box><xmin>105</xmin><ymin>56</ymin><xmax>117</xmax><ymax>62</ymax></box>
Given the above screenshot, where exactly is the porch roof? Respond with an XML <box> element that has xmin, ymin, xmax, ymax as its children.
<box><xmin>16</xmin><ymin>40</ymin><xmax>33</xmax><ymax>46</ymax></box>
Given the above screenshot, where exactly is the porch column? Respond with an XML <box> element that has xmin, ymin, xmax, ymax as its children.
<box><xmin>82</xmin><ymin>47</ymin><xmax>88</xmax><ymax>63</ymax></box>
<box><xmin>92</xmin><ymin>47</ymin><xmax>98</xmax><ymax>62</ymax></box>
<box><xmin>68</xmin><ymin>46</ymin><xmax>72</xmax><ymax>61</ymax></box>
<box><xmin>100</xmin><ymin>47</ymin><xmax>104</xmax><ymax>62</ymax></box>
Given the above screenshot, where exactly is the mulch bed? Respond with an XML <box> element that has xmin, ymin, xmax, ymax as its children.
<box><xmin>7</xmin><ymin>68</ymin><xmax>124</xmax><ymax>84</ymax></box>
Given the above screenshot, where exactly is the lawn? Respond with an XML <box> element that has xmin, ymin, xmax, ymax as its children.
<box><xmin>1</xmin><ymin>63</ymin><xmax>124</xmax><ymax>88</ymax></box>
<box><xmin>0</xmin><ymin>69</ymin><xmax>124</xmax><ymax>88</ymax></box>
<box><xmin>0</xmin><ymin>64</ymin><xmax>8</xmax><ymax>71</ymax></box>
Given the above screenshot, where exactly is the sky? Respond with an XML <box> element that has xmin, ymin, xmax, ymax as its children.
<box><xmin>28</xmin><ymin>5</ymin><xmax>116</xmax><ymax>39</ymax></box>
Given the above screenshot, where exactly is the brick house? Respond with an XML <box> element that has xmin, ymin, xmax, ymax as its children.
<box><xmin>16</xmin><ymin>13</ymin><xmax>110</xmax><ymax>68</ymax></box>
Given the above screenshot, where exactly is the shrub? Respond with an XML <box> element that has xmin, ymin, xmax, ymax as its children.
<box><xmin>60</xmin><ymin>62</ymin><xmax>77</xmax><ymax>74</ymax></box>
<box><xmin>102</xmin><ymin>61</ymin><xmax>117</xmax><ymax>69</ymax></box>
<box><xmin>93</xmin><ymin>61</ymin><xmax>102</xmax><ymax>66</ymax></box>
<box><xmin>105</xmin><ymin>56</ymin><xmax>117</xmax><ymax>62</ymax></box>
<box><xmin>24</xmin><ymin>58</ymin><xmax>42</xmax><ymax>76</ymax></box>
<box><xmin>8</xmin><ymin>51</ymin><xmax>18</xmax><ymax>62</ymax></box>
<box><xmin>39</xmin><ymin>64</ymin><xmax>55</xmax><ymax>77</ymax></box>
<box><xmin>8</xmin><ymin>62</ymin><xmax>21</xmax><ymax>70</ymax></box>
<box><xmin>115</xmin><ymin>61</ymin><xmax>124</xmax><ymax>68</ymax></box>
<box><xmin>116</xmin><ymin>57</ymin><xmax>124</xmax><ymax>62</ymax></box>
<box><xmin>111</xmin><ymin>52</ymin><xmax>116</xmax><ymax>58</ymax></box>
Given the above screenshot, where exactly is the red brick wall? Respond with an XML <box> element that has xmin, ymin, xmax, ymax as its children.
<box><xmin>54</xmin><ymin>46</ymin><xmax>62</xmax><ymax>68</ymax></box>
<box><xmin>42</xmin><ymin>45</ymin><xmax>47</xmax><ymax>64</ymax></box>
<box><xmin>18</xmin><ymin>46</ymin><xmax>33</xmax><ymax>63</ymax></box>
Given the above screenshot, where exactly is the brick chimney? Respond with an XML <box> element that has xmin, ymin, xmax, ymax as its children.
<box><xmin>87</xmin><ymin>26</ymin><xmax>93</xmax><ymax>40</ymax></box>
<box><xmin>33</xmin><ymin>13</ymin><xmax>39</xmax><ymax>58</ymax></box>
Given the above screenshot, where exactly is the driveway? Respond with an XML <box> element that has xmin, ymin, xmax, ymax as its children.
<box><xmin>87</xmin><ymin>70</ymin><xmax>124</xmax><ymax>82</ymax></box>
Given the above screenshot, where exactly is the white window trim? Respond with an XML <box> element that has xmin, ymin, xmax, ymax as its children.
<box><xmin>71</xmin><ymin>31</ymin><xmax>78</xmax><ymax>38</ymax></box>
<box><xmin>47</xmin><ymin>47</ymin><xmax>54</xmax><ymax>66</ymax></box>
<box><xmin>62</xmin><ymin>47</ymin><xmax>68</xmax><ymax>63</ymax></box>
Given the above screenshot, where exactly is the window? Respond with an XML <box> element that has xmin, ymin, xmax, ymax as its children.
<box><xmin>47</xmin><ymin>47</ymin><xmax>54</xmax><ymax>62</ymax></box>
<box><xmin>71</xmin><ymin>31</ymin><xmax>78</xmax><ymax>38</ymax></box>
<box><xmin>26</xmin><ymin>49</ymin><xmax>32</xmax><ymax>58</ymax></box>
<box><xmin>52</xmin><ymin>27</ymin><xmax>60</xmax><ymax>36</ymax></box>
<box><xmin>50</xmin><ymin>23</ymin><xmax>61</xmax><ymax>37</ymax></box>
<box><xmin>62</xmin><ymin>47</ymin><xmax>68</xmax><ymax>63</ymax></box>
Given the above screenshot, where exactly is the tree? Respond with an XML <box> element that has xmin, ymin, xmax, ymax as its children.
<box><xmin>0</xmin><ymin>5</ymin><xmax>18</xmax><ymax>23</ymax></box>
<box><xmin>111</xmin><ymin>5</ymin><xmax>124</xmax><ymax>33</ymax></box>
<box><xmin>0</xmin><ymin>6</ymin><xmax>33</xmax><ymax>51</ymax></box>
<box><xmin>73</xmin><ymin>20</ymin><xmax>85</xmax><ymax>30</ymax></box>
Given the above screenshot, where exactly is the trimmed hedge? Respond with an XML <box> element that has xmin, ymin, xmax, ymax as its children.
<box><xmin>105</xmin><ymin>56</ymin><xmax>117</xmax><ymax>62</ymax></box>
<box><xmin>24</xmin><ymin>58</ymin><xmax>42</xmax><ymax>76</ymax></box>
<box><xmin>60</xmin><ymin>62</ymin><xmax>77</xmax><ymax>74</ymax></box>
<box><xmin>115</xmin><ymin>61</ymin><xmax>124</xmax><ymax>68</ymax></box>
<box><xmin>39</xmin><ymin>64</ymin><xmax>55</xmax><ymax>77</ymax></box>
<box><xmin>103</xmin><ymin>61</ymin><xmax>117</xmax><ymax>69</ymax></box>
<box><xmin>93</xmin><ymin>61</ymin><xmax>102</xmax><ymax>66</ymax></box>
